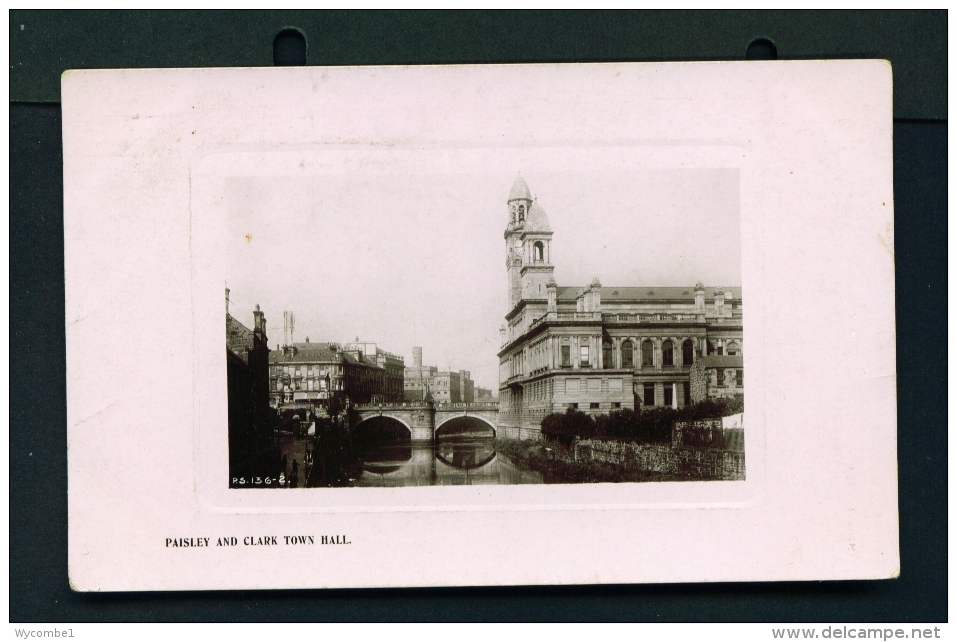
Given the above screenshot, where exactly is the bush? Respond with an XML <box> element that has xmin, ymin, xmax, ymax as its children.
<box><xmin>541</xmin><ymin>408</ymin><xmax>596</xmax><ymax>446</ymax></box>
<box><xmin>544</xmin><ymin>398</ymin><xmax>744</xmax><ymax>445</ymax></box>
<box><xmin>721</xmin><ymin>396</ymin><xmax>744</xmax><ymax>416</ymax></box>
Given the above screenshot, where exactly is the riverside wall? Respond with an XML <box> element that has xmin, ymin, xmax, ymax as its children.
<box><xmin>574</xmin><ymin>439</ymin><xmax>745</xmax><ymax>481</ymax></box>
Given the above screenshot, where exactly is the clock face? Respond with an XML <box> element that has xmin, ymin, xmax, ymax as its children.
<box><xmin>513</xmin><ymin>239</ymin><xmax>523</xmax><ymax>257</ymax></box>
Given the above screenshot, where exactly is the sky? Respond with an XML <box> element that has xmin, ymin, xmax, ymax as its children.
<box><xmin>225</xmin><ymin>167</ymin><xmax>740</xmax><ymax>390</ymax></box>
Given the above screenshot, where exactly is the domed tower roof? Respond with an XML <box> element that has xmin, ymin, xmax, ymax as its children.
<box><xmin>525</xmin><ymin>201</ymin><xmax>552</xmax><ymax>232</ymax></box>
<box><xmin>508</xmin><ymin>175</ymin><xmax>532</xmax><ymax>202</ymax></box>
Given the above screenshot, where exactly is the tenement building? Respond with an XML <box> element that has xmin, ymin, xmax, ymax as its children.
<box><xmin>269</xmin><ymin>331</ymin><xmax>405</xmax><ymax>411</ymax></box>
<box><xmin>225</xmin><ymin>290</ymin><xmax>278</xmax><ymax>481</ymax></box>
<box><xmin>496</xmin><ymin>176</ymin><xmax>744</xmax><ymax>439</ymax></box>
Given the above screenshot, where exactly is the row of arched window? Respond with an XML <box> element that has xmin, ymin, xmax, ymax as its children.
<box><xmin>599</xmin><ymin>339</ymin><xmax>740</xmax><ymax>369</ymax></box>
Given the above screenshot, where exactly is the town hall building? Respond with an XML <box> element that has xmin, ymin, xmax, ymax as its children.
<box><xmin>496</xmin><ymin>175</ymin><xmax>744</xmax><ymax>439</ymax></box>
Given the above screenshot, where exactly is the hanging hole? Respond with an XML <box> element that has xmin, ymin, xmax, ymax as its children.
<box><xmin>274</xmin><ymin>28</ymin><xmax>307</xmax><ymax>66</ymax></box>
<box><xmin>746</xmin><ymin>38</ymin><xmax>777</xmax><ymax>60</ymax></box>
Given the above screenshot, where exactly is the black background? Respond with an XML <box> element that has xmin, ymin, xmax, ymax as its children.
<box><xmin>10</xmin><ymin>11</ymin><xmax>946</xmax><ymax>622</ymax></box>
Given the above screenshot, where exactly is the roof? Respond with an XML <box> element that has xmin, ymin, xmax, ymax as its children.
<box><xmin>555</xmin><ymin>285</ymin><xmax>742</xmax><ymax>302</ymax></box>
<box><xmin>226</xmin><ymin>314</ymin><xmax>255</xmax><ymax>360</ymax></box>
<box><xmin>269</xmin><ymin>345</ymin><xmax>386</xmax><ymax>370</ymax></box>
<box><xmin>508</xmin><ymin>175</ymin><xmax>531</xmax><ymax>201</ymax></box>
<box><xmin>696</xmin><ymin>355</ymin><xmax>743</xmax><ymax>368</ymax></box>
<box><xmin>524</xmin><ymin>201</ymin><xmax>552</xmax><ymax>233</ymax></box>
<box><xmin>341</xmin><ymin>352</ymin><xmax>385</xmax><ymax>369</ymax></box>
<box><xmin>269</xmin><ymin>342</ymin><xmax>340</xmax><ymax>364</ymax></box>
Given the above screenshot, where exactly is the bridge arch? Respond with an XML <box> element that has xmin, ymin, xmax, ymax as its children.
<box><xmin>434</xmin><ymin>413</ymin><xmax>497</xmax><ymax>437</ymax></box>
<box><xmin>355</xmin><ymin>413</ymin><xmax>413</xmax><ymax>432</ymax></box>
<box><xmin>353</xmin><ymin>414</ymin><xmax>414</xmax><ymax>444</ymax></box>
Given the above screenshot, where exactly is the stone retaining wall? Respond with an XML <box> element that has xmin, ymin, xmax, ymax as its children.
<box><xmin>499</xmin><ymin>425</ymin><xmax>542</xmax><ymax>441</ymax></box>
<box><xmin>576</xmin><ymin>439</ymin><xmax>745</xmax><ymax>480</ymax></box>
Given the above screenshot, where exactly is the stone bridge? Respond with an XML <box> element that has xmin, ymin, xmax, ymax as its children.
<box><xmin>352</xmin><ymin>401</ymin><xmax>500</xmax><ymax>441</ymax></box>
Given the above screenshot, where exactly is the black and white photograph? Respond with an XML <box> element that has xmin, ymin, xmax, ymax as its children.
<box><xmin>61</xmin><ymin>60</ymin><xmax>900</xmax><ymax>591</ymax></box>
<box><xmin>225</xmin><ymin>167</ymin><xmax>744</xmax><ymax>489</ymax></box>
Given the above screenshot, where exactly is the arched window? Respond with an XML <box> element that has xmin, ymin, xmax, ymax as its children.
<box><xmin>602</xmin><ymin>341</ymin><xmax>613</xmax><ymax>369</ymax></box>
<box><xmin>533</xmin><ymin>241</ymin><xmax>544</xmax><ymax>262</ymax></box>
<box><xmin>662</xmin><ymin>340</ymin><xmax>674</xmax><ymax>367</ymax></box>
<box><xmin>727</xmin><ymin>342</ymin><xmax>739</xmax><ymax>356</ymax></box>
<box><xmin>621</xmin><ymin>340</ymin><xmax>634</xmax><ymax>368</ymax></box>
<box><xmin>682</xmin><ymin>339</ymin><xmax>695</xmax><ymax>366</ymax></box>
<box><xmin>641</xmin><ymin>340</ymin><xmax>654</xmax><ymax>366</ymax></box>
<box><xmin>518</xmin><ymin>204</ymin><xmax>525</xmax><ymax>222</ymax></box>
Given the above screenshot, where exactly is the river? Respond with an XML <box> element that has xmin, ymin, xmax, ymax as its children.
<box><xmin>287</xmin><ymin>434</ymin><xmax>543</xmax><ymax>487</ymax></box>
<box><xmin>354</xmin><ymin>437</ymin><xmax>543</xmax><ymax>486</ymax></box>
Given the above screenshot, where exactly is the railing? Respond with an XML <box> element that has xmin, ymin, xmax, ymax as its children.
<box><xmin>703</xmin><ymin>315</ymin><xmax>744</xmax><ymax>324</ymax></box>
<box><xmin>353</xmin><ymin>402</ymin><xmax>431</xmax><ymax>409</ymax></box>
<box><xmin>672</xmin><ymin>420</ymin><xmax>744</xmax><ymax>452</ymax></box>
<box><xmin>526</xmin><ymin>311</ymin><xmax>707</xmax><ymax>332</ymax></box>
<box><xmin>434</xmin><ymin>402</ymin><xmax>500</xmax><ymax>410</ymax></box>
<box><xmin>556</xmin><ymin>312</ymin><xmax>603</xmax><ymax>321</ymax></box>
<box><xmin>354</xmin><ymin>401</ymin><xmax>500</xmax><ymax>411</ymax></box>
<box><xmin>505</xmin><ymin>374</ymin><xmax>525</xmax><ymax>386</ymax></box>
<box><xmin>514</xmin><ymin>311</ymin><xmax>742</xmax><ymax>349</ymax></box>
<box><xmin>603</xmin><ymin>312</ymin><xmax>702</xmax><ymax>323</ymax></box>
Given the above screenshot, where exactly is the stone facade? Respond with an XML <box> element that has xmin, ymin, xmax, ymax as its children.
<box><xmin>497</xmin><ymin>176</ymin><xmax>744</xmax><ymax>439</ymax></box>
<box><xmin>688</xmin><ymin>355</ymin><xmax>744</xmax><ymax>403</ymax></box>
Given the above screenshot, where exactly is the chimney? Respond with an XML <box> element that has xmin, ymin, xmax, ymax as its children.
<box><xmin>590</xmin><ymin>277</ymin><xmax>602</xmax><ymax>311</ymax></box>
<box><xmin>694</xmin><ymin>282</ymin><xmax>705</xmax><ymax>313</ymax></box>
<box><xmin>225</xmin><ymin>287</ymin><xmax>230</xmax><ymax>315</ymax></box>
<box><xmin>412</xmin><ymin>346</ymin><xmax>423</xmax><ymax>367</ymax></box>
<box><xmin>546</xmin><ymin>278</ymin><xmax>557</xmax><ymax>312</ymax></box>
<box><xmin>283</xmin><ymin>311</ymin><xmax>295</xmax><ymax>347</ymax></box>
<box><xmin>253</xmin><ymin>304</ymin><xmax>266</xmax><ymax>336</ymax></box>
<box><xmin>714</xmin><ymin>289</ymin><xmax>725</xmax><ymax>317</ymax></box>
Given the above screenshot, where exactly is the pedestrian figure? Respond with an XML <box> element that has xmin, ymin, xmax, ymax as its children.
<box><xmin>292</xmin><ymin>458</ymin><xmax>299</xmax><ymax>476</ymax></box>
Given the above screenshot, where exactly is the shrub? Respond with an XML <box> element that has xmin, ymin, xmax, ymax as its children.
<box><xmin>541</xmin><ymin>408</ymin><xmax>596</xmax><ymax>446</ymax></box>
<box><xmin>722</xmin><ymin>396</ymin><xmax>744</xmax><ymax>416</ymax></box>
<box><xmin>568</xmin><ymin>399</ymin><xmax>745</xmax><ymax>444</ymax></box>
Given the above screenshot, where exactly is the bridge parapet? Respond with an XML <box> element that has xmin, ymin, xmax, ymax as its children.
<box><xmin>435</xmin><ymin>402</ymin><xmax>500</xmax><ymax>410</ymax></box>
<box><xmin>354</xmin><ymin>402</ymin><xmax>433</xmax><ymax>411</ymax></box>
<box><xmin>355</xmin><ymin>402</ymin><xmax>499</xmax><ymax>411</ymax></box>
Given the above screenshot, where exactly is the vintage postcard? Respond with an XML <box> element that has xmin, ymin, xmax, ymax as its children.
<box><xmin>63</xmin><ymin>61</ymin><xmax>898</xmax><ymax>590</ymax></box>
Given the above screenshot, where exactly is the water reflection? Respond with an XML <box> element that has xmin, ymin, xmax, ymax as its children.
<box><xmin>353</xmin><ymin>437</ymin><xmax>542</xmax><ymax>487</ymax></box>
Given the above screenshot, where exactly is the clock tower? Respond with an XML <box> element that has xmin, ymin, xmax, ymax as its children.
<box><xmin>505</xmin><ymin>174</ymin><xmax>554</xmax><ymax>313</ymax></box>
